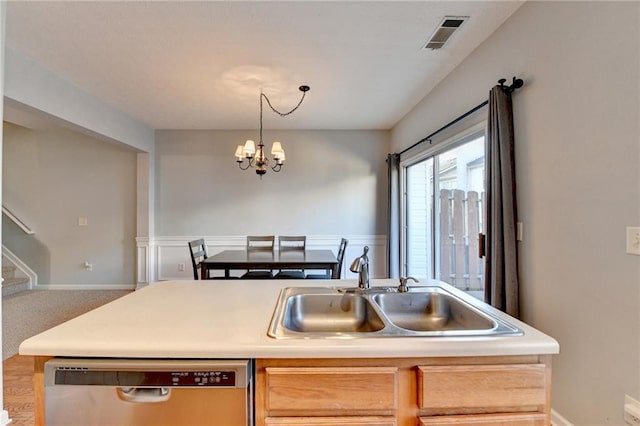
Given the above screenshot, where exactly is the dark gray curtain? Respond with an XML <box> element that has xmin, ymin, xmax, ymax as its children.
<box><xmin>485</xmin><ymin>86</ymin><xmax>519</xmax><ymax>318</ymax></box>
<box><xmin>386</xmin><ymin>153</ymin><xmax>401</xmax><ymax>278</ymax></box>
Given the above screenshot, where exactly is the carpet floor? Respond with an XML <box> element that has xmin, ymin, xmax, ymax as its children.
<box><xmin>2</xmin><ymin>290</ymin><xmax>132</xmax><ymax>359</ymax></box>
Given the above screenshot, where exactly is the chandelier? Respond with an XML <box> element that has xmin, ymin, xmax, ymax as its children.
<box><xmin>235</xmin><ymin>85</ymin><xmax>310</xmax><ymax>177</ymax></box>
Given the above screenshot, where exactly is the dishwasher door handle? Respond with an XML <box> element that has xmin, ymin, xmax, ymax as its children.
<box><xmin>116</xmin><ymin>387</ymin><xmax>171</xmax><ymax>403</ymax></box>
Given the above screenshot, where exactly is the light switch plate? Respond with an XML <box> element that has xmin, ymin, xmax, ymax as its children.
<box><xmin>78</xmin><ymin>217</ymin><xmax>88</xmax><ymax>226</ymax></box>
<box><xmin>627</xmin><ymin>227</ymin><xmax>640</xmax><ymax>255</ymax></box>
<box><xmin>516</xmin><ymin>222</ymin><xmax>523</xmax><ymax>241</ymax></box>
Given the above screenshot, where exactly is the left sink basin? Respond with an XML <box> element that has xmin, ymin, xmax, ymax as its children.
<box><xmin>281</xmin><ymin>293</ymin><xmax>385</xmax><ymax>333</ymax></box>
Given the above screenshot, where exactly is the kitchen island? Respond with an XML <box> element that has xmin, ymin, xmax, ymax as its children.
<box><xmin>20</xmin><ymin>279</ymin><xmax>559</xmax><ymax>425</ymax></box>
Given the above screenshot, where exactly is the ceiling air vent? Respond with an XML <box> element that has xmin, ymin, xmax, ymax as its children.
<box><xmin>423</xmin><ymin>16</ymin><xmax>469</xmax><ymax>50</ymax></box>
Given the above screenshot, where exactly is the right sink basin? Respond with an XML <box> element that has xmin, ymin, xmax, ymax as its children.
<box><xmin>370</xmin><ymin>290</ymin><xmax>496</xmax><ymax>332</ymax></box>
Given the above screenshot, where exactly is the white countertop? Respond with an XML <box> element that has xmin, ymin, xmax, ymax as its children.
<box><xmin>19</xmin><ymin>279</ymin><xmax>559</xmax><ymax>359</ymax></box>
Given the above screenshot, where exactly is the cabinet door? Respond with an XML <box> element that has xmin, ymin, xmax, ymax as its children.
<box><xmin>418</xmin><ymin>364</ymin><xmax>547</xmax><ymax>415</ymax></box>
<box><xmin>266</xmin><ymin>416</ymin><xmax>396</xmax><ymax>426</ymax></box>
<box><xmin>265</xmin><ymin>366</ymin><xmax>397</xmax><ymax>416</ymax></box>
<box><xmin>419</xmin><ymin>413</ymin><xmax>547</xmax><ymax>425</ymax></box>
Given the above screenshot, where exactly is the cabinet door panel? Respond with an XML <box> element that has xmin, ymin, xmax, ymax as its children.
<box><xmin>419</xmin><ymin>412</ymin><xmax>547</xmax><ymax>425</ymax></box>
<box><xmin>265</xmin><ymin>367</ymin><xmax>397</xmax><ymax>415</ymax></box>
<box><xmin>266</xmin><ymin>416</ymin><xmax>396</xmax><ymax>426</ymax></box>
<box><xmin>418</xmin><ymin>364</ymin><xmax>546</xmax><ymax>414</ymax></box>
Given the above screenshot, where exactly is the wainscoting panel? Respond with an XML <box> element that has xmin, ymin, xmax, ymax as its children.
<box><xmin>136</xmin><ymin>242</ymin><xmax>150</xmax><ymax>285</ymax></box>
<box><xmin>136</xmin><ymin>235</ymin><xmax>388</xmax><ymax>284</ymax></box>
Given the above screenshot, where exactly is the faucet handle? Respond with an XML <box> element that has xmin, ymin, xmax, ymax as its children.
<box><xmin>350</xmin><ymin>246</ymin><xmax>370</xmax><ymax>274</ymax></box>
<box><xmin>398</xmin><ymin>276</ymin><xmax>419</xmax><ymax>293</ymax></box>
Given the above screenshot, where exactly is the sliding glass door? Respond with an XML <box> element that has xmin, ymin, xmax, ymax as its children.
<box><xmin>402</xmin><ymin>129</ymin><xmax>486</xmax><ymax>299</ymax></box>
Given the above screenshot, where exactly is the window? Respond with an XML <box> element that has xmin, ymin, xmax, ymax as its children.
<box><xmin>402</xmin><ymin>125</ymin><xmax>485</xmax><ymax>300</ymax></box>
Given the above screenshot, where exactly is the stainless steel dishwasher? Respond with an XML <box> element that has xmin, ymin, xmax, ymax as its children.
<box><xmin>44</xmin><ymin>358</ymin><xmax>253</xmax><ymax>426</ymax></box>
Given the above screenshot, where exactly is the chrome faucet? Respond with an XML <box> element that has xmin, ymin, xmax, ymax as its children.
<box><xmin>397</xmin><ymin>276</ymin><xmax>419</xmax><ymax>293</ymax></box>
<box><xmin>349</xmin><ymin>246</ymin><xmax>370</xmax><ymax>290</ymax></box>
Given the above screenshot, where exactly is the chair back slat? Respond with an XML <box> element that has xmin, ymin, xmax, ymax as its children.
<box><xmin>278</xmin><ymin>236</ymin><xmax>306</xmax><ymax>251</ymax></box>
<box><xmin>247</xmin><ymin>235</ymin><xmax>275</xmax><ymax>251</ymax></box>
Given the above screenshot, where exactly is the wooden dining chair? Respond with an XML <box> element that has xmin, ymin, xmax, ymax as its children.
<box><xmin>241</xmin><ymin>235</ymin><xmax>276</xmax><ymax>279</ymax></box>
<box><xmin>274</xmin><ymin>236</ymin><xmax>306</xmax><ymax>279</ymax></box>
<box><xmin>188</xmin><ymin>239</ymin><xmax>208</xmax><ymax>280</ymax></box>
<box><xmin>306</xmin><ymin>238</ymin><xmax>348</xmax><ymax>279</ymax></box>
<box><xmin>188</xmin><ymin>239</ymin><xmax>238</xmax><ymax>280</ymax></box>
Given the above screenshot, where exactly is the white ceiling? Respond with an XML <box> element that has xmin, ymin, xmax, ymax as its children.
<box><xmin>5</xmin><ymin>1</ymin><xmax>523</xmax><ymax>131</ymax></box>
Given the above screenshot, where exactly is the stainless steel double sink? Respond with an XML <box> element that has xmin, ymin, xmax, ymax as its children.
<box><xmin>268</xmin><ymin>286</ymin><xmax>522</xmax><ymax>338</ymax></box>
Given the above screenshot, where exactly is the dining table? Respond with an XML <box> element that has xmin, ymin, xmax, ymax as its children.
<box><xmin>200</xmin><ymin>249</ymin><xmax>339</xmax><ymax>279</ymax></box>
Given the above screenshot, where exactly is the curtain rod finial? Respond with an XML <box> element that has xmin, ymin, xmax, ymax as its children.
<box><xmin>512</xmin><ymin>77</ymin><xmax>524</xmax><ymax>90</ymax></box>
<box><xmin>498</xmin><ymin>76</ymin><xmax>524</xmax><ymax>93</ymax></box>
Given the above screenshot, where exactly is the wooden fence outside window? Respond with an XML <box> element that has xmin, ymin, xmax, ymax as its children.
<box><xmin>438</xmin><ymin>188</ymin><xmax>484</xmax><ymax>291</ymax></box>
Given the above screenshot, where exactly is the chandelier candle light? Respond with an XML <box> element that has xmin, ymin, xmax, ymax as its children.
<box><xmin>235</xmin><ymin>85</ymin><xmax>310</xmax><ymax>177</ymax></box>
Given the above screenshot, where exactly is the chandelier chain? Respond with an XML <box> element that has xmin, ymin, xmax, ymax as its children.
<box><xmin>259</xmin><ymin>89</ymin><xmax>308</xmax><ymax>145</ymax></box>
<box><xmin>261</xmin><ymin>90</ymin><xmax>308</xmax><ymax>117</ymax></box>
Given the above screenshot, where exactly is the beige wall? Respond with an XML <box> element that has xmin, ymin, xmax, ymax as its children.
<box><xmin>155</xmin><ymin>129</ymin><xmax>390</xmax><ymax>237</ymax></box>
<box><xmin>2</xmin><ymin>122</ymin><xmax>137</xmax><ymax>287</ymax></box>
<box><xmin>392</xmin><ymin>2</ymin><xmax>640</xmax><ymax>424</ymax></box>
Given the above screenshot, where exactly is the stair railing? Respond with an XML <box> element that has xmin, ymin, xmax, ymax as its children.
<box><xmin>2</xmin><ymin>245</ymin><xmax>37</xmax><ymax>289</ymax></box>
<box><xmin>2</xmin><ymin>206</ymin><xmax>34</xmax><ymax>235</ymax></box>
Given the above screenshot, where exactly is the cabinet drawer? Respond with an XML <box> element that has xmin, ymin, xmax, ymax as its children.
<box><xmin>265</xmin><ymin>367</ymin><xmax>397</xmax><ymax>415</ymax></box>
<box><xmin>266</xmin><ymin>416</ymin><xmax>396</xmax><ymax>426</ymax></box>
<box><xmin>418</xmin><ymin>364</ymin><xmax>547</xmax><ymax>414</ymax></box>
<box><xmin>419</xmin><ymin>412</ymin><xmax>547</xmax><ymax>425</ymax></box>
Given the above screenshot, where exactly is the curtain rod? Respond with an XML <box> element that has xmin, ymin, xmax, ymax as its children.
<box><xmin>399</xmin><ymin>77</ymin><xmax>523</xmax><ymax>156</ymax></box>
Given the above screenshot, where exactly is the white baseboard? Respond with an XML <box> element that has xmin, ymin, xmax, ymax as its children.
<box><xmin>0</xmin><ymin>409</ymin><xmax>11</xmax><ymax>425</ymax></box>
<box><xmin>552</xmin><ymin>409</ymin><xmax>574</xmax><ymax>426</ymax></box>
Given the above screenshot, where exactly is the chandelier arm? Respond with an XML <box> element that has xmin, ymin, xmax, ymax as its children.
<box><xmin>238</xmin><ymin>160</ymin><xmax>253</xmax><ymax>171</ymax></box>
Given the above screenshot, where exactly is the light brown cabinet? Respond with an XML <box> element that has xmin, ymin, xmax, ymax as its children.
<box><xmin>418</xmin><ymin>363</ymin><xmax>548</xmax><ymax>415</ymax></box>
<box><xmin>419</xmin><ymin>413</ymin><xmax>548</xmax><ymax>425</ymax></box>
<box><xmin>264</xmin><ymin>366</ymin><xmax>397</xmax><ymax>416</ymax></box>
<box><xmin>256</xmin><ymin>356</ymin><xmax>551</xmax><ymax>426</ymax></box>
<box><xmin>266</xmin><ymin>417</ymin><xmax>397</xmax><ymax>426</ymax></box>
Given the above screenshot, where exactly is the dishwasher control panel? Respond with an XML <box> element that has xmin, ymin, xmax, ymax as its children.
<box><xmin>54</xmin><ymin>368</ymin><xmax>237</xmax><ymax>387</ymax></box>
